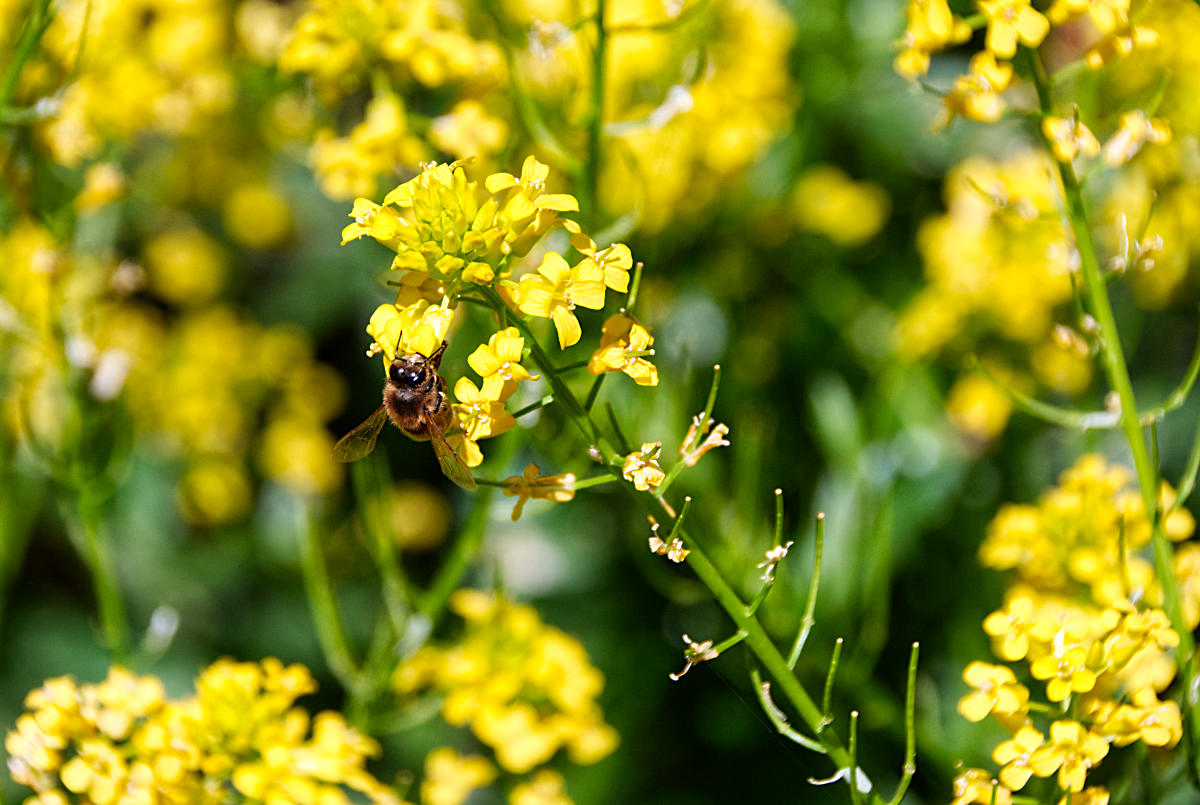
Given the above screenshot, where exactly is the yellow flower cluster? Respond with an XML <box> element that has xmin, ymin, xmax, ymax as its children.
<box><xmin>393</xmin><ymin>589</ymin><xmax>619</xmax><ymax>775</ymax></box>
<box><xmin>18</xmin><ymin>0</ymin><xmax>234</xmax><ymax>167</ymax></box>
<box><xmin>0</xmin><ymin>217</ymin><xmax>344</xmax><ymax>526</ymax></box>
<box><xmin>896</xmin><ymin>0</ymin><xmax>1156</xmax><ymax>126</ymax></box>
<box><xmin>894</xmin><ymin>151</ymin><xmax>1092</xmax><ymax>440</ymax></box>
<box><xmin>276</xmin><ymin>0</ymin><xmax>795</xmax><ymax>230</ymax></box>
<box><xmin>953</xmin><ymin>454</ymin><xmax>1196</xmax><ymax>802</ymax></box>
<box><xmin>6</xmin><ymin>659</ymin><xmax>403</xmax><ymax>805</ymax></box>
<box><xmin>344</xmin><ymin>157</ymin><xmax>656</xmax><ymax>469</ymax></box>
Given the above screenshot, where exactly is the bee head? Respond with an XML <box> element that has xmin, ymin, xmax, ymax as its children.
<box><xmin>389</xmin><ymin>358</ymin><xmax>425</xmax><ymax>387</ymax></box>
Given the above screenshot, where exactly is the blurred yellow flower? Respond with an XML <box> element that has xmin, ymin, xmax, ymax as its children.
<box><xmin>1042</xmin><ymin>116</ymin><xmax>1101</xmax><ymax>163</ymax></box>
<box><xmin>792</xmin><ymin>165</ymin><xmax>890</xmax><ymax>246</ymax></box>
<box><xmin>223</xmin><ymin>182</ymin><xmax>294</xmax><ymax>249</ymax></box>
<box><xmin>979</xmin><ymin>0</ymin><xmax>1050</xmax><ymax>59</ymax></box>
<box><xmin>393</xmin><ymin>591</ymin><xmax>618</xmax><ymax>773</ymax></box>
<box><xmin>142</xmin><ymin>226</ymin><xmax>228</xmax><ymax>306</ymax></box>
<box><xmin>420</xmin><ymin>748</ymin><xmax>495</xmax><ymax>805</ymax></box>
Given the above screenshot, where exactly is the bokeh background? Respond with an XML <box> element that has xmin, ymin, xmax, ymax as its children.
<box><xmin>4</xmin><ymin>0</ymin><xmax>1200</xmax><ymax>802</ymax></box>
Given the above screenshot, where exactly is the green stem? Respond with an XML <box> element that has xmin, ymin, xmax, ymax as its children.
<box><xmin>480</xmin><ymin>286</ymin><xmax>619</xmax><ymax>458</ymax></box>
<box><xmin>418</xmin><ymin>429</ymin><xmax>513</xmax><ymax>626</ymax></box>
<box><xmin>672</xmin><ymin>521</ymin><xmax>855</xmax><ymax>768</ymax></box>
<box><xmin>63</xmin><ymin>488</ymin><xmax>129</xmax><ymax>662</ymax></box>
<box><xmin>1029</xmin><ymin>46</ymin><xmax>1198</xmax><ymax>774</ymax></box>
<box><xmin>297</xmin><ymin>503</ymin><xmax>366</xmax><ymax>694</ymax></box>
<box><xmin>583</xmin><ymin>0</ymin><xmax>609</xmax><ymax>228</ymax></box>
<box><xmin>788</xmin><ymin>512</ymin><xmax>825</xmax><ymax>669</ymax></box>
<box><xmin>350</xmin><ymin>457</ymin><xmax>412</xmax><ymax>634</ymax></box>
<box><xmin>0</xmin><ymin>0</ymin><xmax>53</xmax><ymax>120</ymax></box>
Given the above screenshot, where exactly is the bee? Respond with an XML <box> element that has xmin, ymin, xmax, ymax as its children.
<box><xmin>332</xmin><ymin>338</ymin><xmax>476</xmax><ymax>491</ymax></box>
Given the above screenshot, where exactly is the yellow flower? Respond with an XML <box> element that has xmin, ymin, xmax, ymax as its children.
<box><xmin>894</xmin><ymin>0</ymin><xmax>972</xmax><ymax>79</ymax></box>
<box><xmin>392</xmin><ymin>592</ymin><xmax>618</xmax><ymax>773</ymax></box>
<box><xmin>341</xmin><ymin>197</ymin><xmax>408</xmax><ymax>248</ymax></box>
<box><xmin>958</xmin><ymin>662</ymin><xmax>1030</xmax><ymax>722</ymax></box>
<box><xmin>1047</xmin><ymin>0</ymin><xmax>1128</xmax><ymax>32</ymax></box>
<box><xmin>450</xmin><ymin>377</ymin><xmax>516</xmax><ymax>467</ymax></box>
<box><xmin>75</xmin><ymin>163</ymin><xmax>126</xmax><ymax>211</ymax></box>
<box><xmin>792</xmin><ymin>164</ymin><xmax>890</xmax><ymax>246</ymax></box>
<box><xmin>420</xmin><ymin>748</ymin><xmax>496</xmax><ymax>805</ymax></box>
<box><xmin>978</xmin><ymin>0</ymin><xmax>1050</xmax><ymax>59</ymax></box>
<box><xmin>938</xmin><ymin>51</ymin><xmax>1014</xmax><ymax>128</ymax></box>
<box><xmin>366</xmin><ymin>300</ymin><xmax>453</xmax><ymax>368</ymax></box>
<box><xmin>951</xmin><ymin>768</ymin><xmax>1012</xmax><ymax>805</ymax></box>
<box><xmin>588</xmin><ymin>313</ymin><xmax>658</xmax><ymax>386</ymax></box>
<box><xmin>993</xmin><ymin>725</ymin><xmax>1044</xmax><ymax>790</ymax></box>
<box><xmin>430</xmin><ymin>99</ymin><xmax>509</xmax><ymax>162</ymax></box>
<box><xmin>1102</xmin><ymin>110</ymin><xmax>1171</xmax><ymax>167</ymax></box>
<box><xmin>468</xmin><ymin>327</ymin><xmax>538</xmax><ymax>401</ymax></box>
<box><xmin>947</xmin><ymin>371</ymin><xmax>1013</xmax><ymax>443</ymax></box>
<box><xmin>622</xmin><ymin>442</ymin><xmax>665</xmax><ymax>491</ymax></box>
<box><xmin>1029</xmin><ymin>720</ymin><xmax>1109</xmax><ymax>792</ymax></box>
<box><xmin>1042</xmin><ymin>116</ymin><xmax>1101</xmax><ymax>163</ymax></box>
<box><xmin>502</xmin><ymin>463</ymin><xmax>576</xmax><ymax>521</ymax></box>
<box><xmin>485</xmin><ymin>155</ymin><xmax>580</xmax><ymax>257</ymax></box>
<box><xmin>1057</xmin><ymin>787</ymin><xmax>1109</xmax><ymax>805</ymax></box>
<box><xmin>223</xmin><ymin>181</ymin><xmax>293</xmax><ymax>249</ymax></box>
<box><xmin>569</xmin><ymin>232</ymin><xmax>633</xmax><ymax>293</ymax></box>
<box><xmin>514</xmin><ymin>252</ymin><xmax>605</xmax><ymax>348</ymax></box>
<box><xmin>510</xmin><ymin>769</ymin><xmax>574</xmax><ymax>805</ymax></box>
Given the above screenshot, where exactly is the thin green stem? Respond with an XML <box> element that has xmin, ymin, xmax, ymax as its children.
<box><xmin>1169</xmin><ymin>416</ymin><xmax>1200</xmax><ymax>515</ymax></box>
<box><xmin>969</xmin><ymin>357</ymin><xmax>1117</xmax><ymax>430</ymax></box>
<box><xmin>479</xmin><ymin>286</ymin><xmax>618</xmax><ymax>458</ymax></box>
<box><xmin>69</xmin><ymin>488</ymin><xmax>129</xmax><ymax>662</ymax></box>
<box><xmin>1029</xmin><ymin>49</ymin><xmax>1192</xmax><ymax>653</ymax></box>
<box><xmin>626</xmin><ymin>261</ymin><xmax>645</xmax><ymax>311</ymax></box>
<box><xmin>821</xmin><ymin>637</ymin><xmax>843</xmax><ymax>732</ymax></box>
<box><xmin>512</xmin><ymin>395</ymin><xmax>555</xmax><ymax>419</ymax></box>
<box><xmin>657</xmin><ymin>364</ymin><xmax>722</xmax><ymax>496</ymax></box>
<box><xmin>848</xmin><ymin>710</ymin><xmax>862</xmax><ymax>805</ymax></box>
<box><xmin>583</xmin><ymin>0</ymin><xmax>610</xmax><ymax>228</ymax></box>
<box><xmin>750</xmin><ymin>666</ymin><xmax>827</xmax><ymax>752</ymax></box>
<box><xmin>298</xmin><ymin>503</ymin><xmax>366</xmax><ymax>694</ymax></box>
<box><xmin>351</xmin><ymin>457</ymin><xmax>411</xmax><ymax>634</ymax></box>
<box><xmin>788</xmin><ymin>512</ymin><xmax>825</xmax><ymax>669</ymax></box>
<box><xmin>0</xmin><ymin>0</ymin><xmax>53</xmax><ymax>120</ymax></box>
<box><xmin>886</xmin><ymin>642</ymin><xmax>920</xmax><ymax>805</ymax></box>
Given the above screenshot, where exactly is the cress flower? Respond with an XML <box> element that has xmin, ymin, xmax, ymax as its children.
<box><xmin>623</xmin><ymin>442</ymin><xmax>665</xmax><ymax>491</ymax></box>
<box><xmin>569</xmin><ymin>233</ymin><xmax>632</xmax><ymax>293</ymax></box>
<box><xmin>978</xmin><ymin>0</ymin><xmax>1050</xmax><ymax>60</ymax></box>
<box><xmin>502</xmin><ymin>463</ymin><xmax>576</xmax><ymax>521</ymax></box>
<box><xmin>6</xmin><ymin>660</ymin><xmax>404</xmax><ymax>805</ymax></box>
<box><xmin>514</xmin><ymin>252</ymin><xmax>606</xmax><ymax>349</ymax></box>
<box><xmin>588</xmin><ymin>313</ymin><xmax>658</xmax><ymax>386</ymax></box>
<box><xmin>468</xmin><ymin>327</ymin><xmax>538</xmax><ymax>401</ymax></box>
<box><xmin>1029</xmin><ymin>720</ymin><xmax>1109</xmax><ymax>792</ymax></box>
<box><xmin>1042</xmin><ymin>116</ymin><xmax>1101</xmax><ymax>163</ymax></box>
<box><xmin>450</xmin><ymin>377</ymin><xmax>515</xmax><ymax>467</ymax></box>
<box><xmin>958</xmin><ymin>662</ymin><xmax>1030</xmax><ymax>722</ymax></box>
<box><xmin>895</xmin><ymin>0</ymin><xmax>972</xmax><ymax>79</ymax></box>
<box><xmin>393</xmin><ymin>590</ymin><xmax>618</xmax><ymax>773</ymax></box>
<box><xmin>669</xmin><ymin>634</ymin><xmax>719</xmax><ymax>681</ymax></box>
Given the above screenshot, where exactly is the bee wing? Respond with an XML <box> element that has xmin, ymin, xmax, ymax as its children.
<box><xmin>425</xmin><ymin>411</ymin><xmax>477</xmax><ymax>491</ymax></box>
<box><xmin>332</xmin><ymin>405</ymin><xmax>389</xmax><ymax>462</ymax></box>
